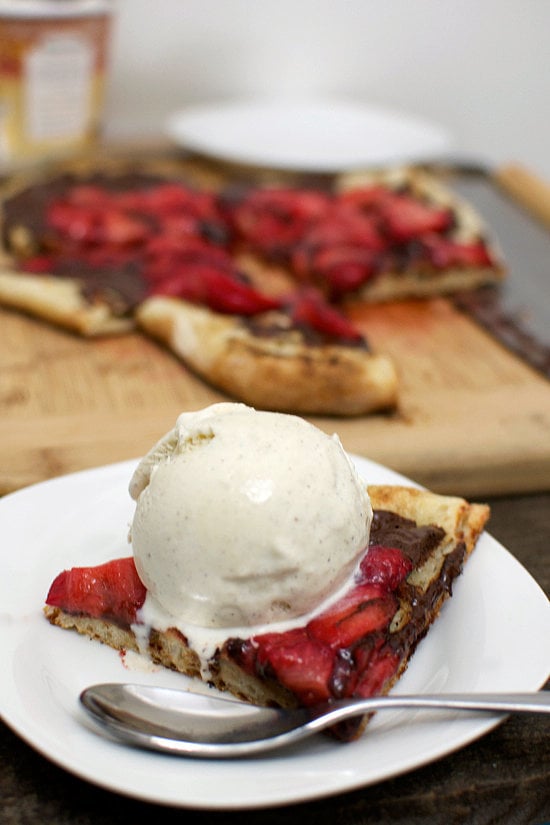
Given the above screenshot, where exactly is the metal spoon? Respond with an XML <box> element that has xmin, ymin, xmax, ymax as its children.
<box><xmin>79</xmin><ymin>683</ymin><xmax>550</xmax><ymax>758</ymax></box>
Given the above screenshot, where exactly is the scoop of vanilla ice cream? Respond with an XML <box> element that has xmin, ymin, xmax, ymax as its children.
<box><xmin>129</xmin><ymin>403</ymin><xmax>372</xmax><ymax>629</ymax></box>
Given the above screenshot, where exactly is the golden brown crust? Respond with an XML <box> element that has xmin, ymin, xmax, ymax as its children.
<box><xmin>368</xmin><ymin>484</ymin><xmax>490</xmax><ymax>550</ymax></box>
<box><xmin>0</xmin><ymin>272</ymin><xmax>134</xmax><ymax>336</ymax></box>
<box><xmin>43</xmin><ymin>605</ymin><xmax>139</xmax><ymax>651</ymax></box>
<box><xmin>44</xmin><ymin>485</ymin><xmax>490</xmax><ymax>737</ymax></box>
<box><xmin>136</xmin><ymin>296</ymin><xmax>398</xmax><ymax>416</ymax></box>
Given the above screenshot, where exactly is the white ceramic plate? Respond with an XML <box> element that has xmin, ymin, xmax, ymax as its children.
<box><xmin>165</xmin><ymin>98</ymin><xmax>453</xmax><ymax>172</ymax></box>
<box><xmin>1</xmin><ymin>457</ymin><xmax>549</xmax><ymax>810</ymax></box>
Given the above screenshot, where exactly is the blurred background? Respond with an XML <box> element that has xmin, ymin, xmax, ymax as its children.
<box><xmin>103</xmin><ymin>0</ymin><xmax>550</xmax><ymax>177</ymax></box>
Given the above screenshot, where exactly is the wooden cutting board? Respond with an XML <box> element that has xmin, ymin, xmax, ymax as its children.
<box><xmin>2</xmin><ymin>155</ymin><xmax>550</xmax><ymax>498</ymax></box>
<box><xmin>2</xmin><ymin>289</ymin><xmax>550</xmax><ymax>498</ymax></box>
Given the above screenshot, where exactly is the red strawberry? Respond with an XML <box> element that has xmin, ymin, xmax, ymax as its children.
<box><xmin>379</xmin><ymin>193</ymin><xmax>452</xmax><ymax>242</ymax></box>
<box><xmin>21</xmin><ymin>255</ymin><xmax>57</xmax><ymax>273</ymax></box>
<box><xmin>143</xmin><ymin>238</ymin><xmax>232</xmax><ymax>282</ymax></box>
<box><xmin>98</xmin><ymin>210</ymin><xmax>149</xmax><ymax>246</ymax></box>
<box><xmin>287</xmin><ymin>288</ymin><xmax>365</xmax><ymax>343</ymax></box>
<box><xmin>421</xmin><ymin>234</ymin><xmax>494</xmax><ymax>268</ymax></box>
<box><xmin>358</xmin><ymin>545</ymin><xmax>413</xmax><ymax>590</ymax></box>
<box><xmin>47</xmin><ymin>201</ymin><xmax>148</xmax><ymax>247</ymax></box>
<box><xmin>254</xmin><ymin>628</ymin><xmax>334</xmax><ymax>705</ymax></box>
<box><xmin>353</xmin><ymin>644</ymin><xmax>401</xmax><ymax>698</ymax></box>
<box><xmin>308</xmin><ymin>583</ymin><xmax>397</xmax><ymax>649</ymax></box>
<box><xmin>66</xmin><ymin>185</ymin><xmax>110</xmax><ymax>208</ymax></box>
<box><xmin>300</xmin><ymin>207</ymin><xmax>385</xmax><ymax>252</ymax></box>
<box><xmin>310</xmin><ymin>245</ymin><xmax>378</xmax><ymax>297</ymax></box>
<box><xmin>151</xmin><ymin>264</ymin><xmax>282</xmax><ymax>315</ymax></box>
<box><xmin>338</xmin><ymin>185</ymin><xmax>390</xmax><ymax>211</ymax></box>
<box><xmin>231</xmin><ymin>187</ymin><xmax>331</xmax><ymax>254</ymax></box>
<box><xmin>46</xmin><ymin>557</ymin><xmax>146</xmax><ymax>627</ymax></box>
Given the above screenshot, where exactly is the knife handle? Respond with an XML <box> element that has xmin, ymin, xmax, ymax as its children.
<box><xmin>495</xmin><ymin>163</ymin><xmax>550</xmax><ymax>230</ymax></box>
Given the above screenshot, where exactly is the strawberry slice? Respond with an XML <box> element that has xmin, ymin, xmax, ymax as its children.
<box><xmin>151</xmin><ymin>264</ymin><xmax>282</xmax><ymax>315</ymax></box>
<box><xmin>143</xmin><ymin>238</ymin><xmax>232</xmax><ymax>282</ymax></box>
<box><xmin>309</xmin><ymin>245</ymin><xmax>378</xmax><ymax>298</ymax></box>
<box><xmin>47</xmin><ymin>201</ymin><xmax>148</xmax><ymax>246</ymax></box>
<box><xmin>353</xmin><ymin>643</ymin><xmax>401</xmax><ymax>698</ymax></box>
<box><xmin>299</xmin><ymin>207</ymin><xmax>385</xmax><ymax>253</ymax></box>
<box><xmin>358</xmin><ymin>545</ymin><xmax>413</xmax><ymax>589</ymax></box>
<box><xmin>421</xmin><ymin>234</ymin><xmax>494</xmax><ymax>268</ymax></box>
<box><xmin>65</xmin><ymin>184</ymin><xmax>110</xmax><ymax>208</ymax></box>
<box><xmin>46</xmin><ymin>556</ymin><xmax>146</xmax><ymax>627</ymax></box>
<box><xmin>287</xmin><ymin>288</ymin><xmax>365</xmax><ymax>343</ymax></box>
<box><xmin>254</xmin><ymin>628</ymin><xmax>334</xmax><ymax>705</ymax></box>
<box><xmin>21</xmin><ymin>255</ymin><xmax>57</xmax><ymax>273</ymax></box>
<box><xmin>308</xmin><ymin>585</ymin><xmax>398</xmax><ymax>649</ymax></box>
<box><xmin>338</xmin><ymin>185</ymin><xmax>390</xmax><ymax>211</ymax></box>
<box><xmin>230</xmin><ymin>187</ymin><xmax>331</xmax><ymax>256</ymax></box>
<box><xmin>379</xmin><ymin>193</ymin><xmax>452</xmax><ymax>242</ymax></box>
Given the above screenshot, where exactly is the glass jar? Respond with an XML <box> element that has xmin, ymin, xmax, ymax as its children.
<box><xmin>0</xmin><ymin>0</ymin><xmax>113</xmax><ymax>170</ymax></box>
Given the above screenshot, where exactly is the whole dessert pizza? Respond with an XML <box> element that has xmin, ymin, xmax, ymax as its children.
<box><xmin>0</xmin><ymin>155</ymin><xmax>505</xmax><ymax>415</ymax></box>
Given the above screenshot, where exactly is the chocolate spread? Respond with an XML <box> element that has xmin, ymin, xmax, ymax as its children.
<box><xmin>370</xmin><ymin>509</ymin><xmax>445</xmax><ymax>568</ymax></box>
<box><xmin>244</xmin><ymin>311</ymin><xmax>369</xmax><ymax>350</ymax></box>
<box><xmin>2</xmin><ymin>172</ymin><xmax>165</xmax><ymax>247</ymax></box>
<box><xmin>454</xmin><ymin>286</ymin><xmax>550</xmax><ymax>379</ymax></box>
<box><xmin>2</xmin><ymin>173</ymin><xmax>171</xmax><ymax>315</ymax></box>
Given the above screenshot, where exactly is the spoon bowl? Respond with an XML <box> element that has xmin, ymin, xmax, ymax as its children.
<box><xmin>79</xmin><ymin>683</ymin><xmax>550</xmax><ymax>759</ymax></box>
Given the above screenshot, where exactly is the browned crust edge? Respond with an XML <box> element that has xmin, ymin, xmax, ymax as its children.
<box><xmin>135</xmin><ymin>296</ymin><xmax>399</xmax><ymax>416</ymax></box>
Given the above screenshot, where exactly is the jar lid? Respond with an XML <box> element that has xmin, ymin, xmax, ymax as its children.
<box><xmin>0</xmin><ymin>0</ymin><xmax>112</xmax><ymax>19</ymax></box>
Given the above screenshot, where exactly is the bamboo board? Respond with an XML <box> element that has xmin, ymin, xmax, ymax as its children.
<box><xmin>2</xmin><ymin>294</ymin><xmax>550</xmax><ymax>498</ymax></box>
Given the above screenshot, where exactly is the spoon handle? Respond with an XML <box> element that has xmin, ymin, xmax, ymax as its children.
<box><xmin>310</xmin><ymin>691</ymin><xmax>550</xmax><ymax>730</ymax></box>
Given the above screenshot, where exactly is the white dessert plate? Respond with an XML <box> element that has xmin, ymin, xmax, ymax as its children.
<box><xmin>0</xmin><ymin>456</ymin><xmax>549</xmax><ymax>810</ymax></box>
<box><xmin>165</xmin><ymin>98</ymin><xmax>453</xmax><ymax>172</ymax></box>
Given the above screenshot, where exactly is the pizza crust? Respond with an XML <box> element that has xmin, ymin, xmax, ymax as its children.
<box><xmin>0</xmin><ymin>271</ymin><xmax>134</xmax><ymax>336</ymax></box>
<box><xmin>136</xmin><ymin>295</ymin><xmax>399</xmax><ymax>416</ymax></box>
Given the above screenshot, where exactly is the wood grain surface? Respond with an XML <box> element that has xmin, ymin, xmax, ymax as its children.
<box><xmin>2</xmin><ymin>290</ymin><xmax>550</xmax><ymax>497</ymax></box>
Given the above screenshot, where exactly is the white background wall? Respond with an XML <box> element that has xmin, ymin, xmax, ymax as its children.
<box><xmin>103</xmin><ymin>0</ymin><xmax>550</xmax><ymax>179</ymax></box>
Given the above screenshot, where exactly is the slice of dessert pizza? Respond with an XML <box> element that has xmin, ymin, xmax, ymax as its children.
<box><xmin>44</xmin><ymin>404</ymin><xmax>489</xmax><ymax>742</ymax></box>
<box><xmin>134</xmin><ymin>288</ymin><xmax>398</xmax><ymax>416</ymax></box>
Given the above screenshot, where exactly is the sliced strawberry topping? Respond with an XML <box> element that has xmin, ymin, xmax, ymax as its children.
<box><xmin>338</xmin><ymin>185</ymin><xmax>391</xmax><ymax>211</ymax></box>
<box><xmin>286</xmin><ymin>288</ymin><xmax>365</xmax><ymax>344</ymax></box>
<box><xmin>299</xmin><ymin>206</ymin><xmax>385</xmax><ymax>253</ymax></box>
<box><xmin>308</xmin><ymin>584</ymin><xmax>397</xmax><ymax>649</ymax></box>
<box><xmin>378</xmin><ymin>193</ymin><xmax>453</xmax><ymax>242</ymax></box>
<box><xmin>45</xmin><ymin>535</ymin><xmax>416</xmax><ymax>716</ymax></box>
<box><xmin>151</xmin><ymin>264</ymin><xmax>282</xmax><ymax>315</ymax></box>
<box><xmin>307</xmin><ymin>245</ymin><xmax>379</xmax><ymax>298</ymax></box>
<box><xmin>228</xmin><ymin>539</ymin><xmax>414</xmax><ymax>709</ymax></box>
<box><xmin>420</xmin><ymin>234</ymin><xmax>495</xmax><ymax>268</ymax></box>
<box><xmin>47</xmin><ymin>200</ymin><xmax>149</xmax><ymax>246</ymax></box>
<box><xmin>254</xmin><ymin>628</ymin><xmax>334</xmax><ymax>705</ymax></box>
<box><xmin>353</xmin><ymin>641</ymin><xmax>401</xmax><ymax>698</ymax></box>
<box><xmin>230</xmin><ymin>187</ymin><xmax>331</xmax><ymax>257</ymax></box>
<box><xmin>63</xmin><ymin>184</ymin><xmax>110</xmax><ymax>208</ymax></box>
<box><xmin>358</xmin><ymin>545</ymin><xmax>413</xmax><ymax>589</ymax></box>
<box><xmin>21</xmin><ymin>255</ymin><xmax>57</xmax><ymax>273</ymax></box>
<box><xmin>46</xmin><ymin>556</ymin><xmax>146</xmax><ymax>627</ymax></box>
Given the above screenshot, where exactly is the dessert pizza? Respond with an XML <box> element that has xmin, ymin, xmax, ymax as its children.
<box><xmin>0</xmin><ymin>157</ymin><xmax>504</xmax><ymax>415</ymax></box>
<box><xmin>44</xmin><ymin>484</ymin><xmax>489</xmax><ymax>742</ymax></box>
